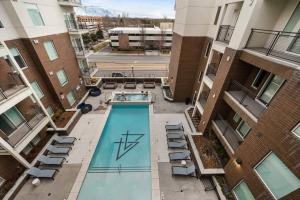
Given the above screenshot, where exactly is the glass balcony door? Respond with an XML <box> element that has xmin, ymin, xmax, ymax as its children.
<box><xmin>0</xmin><ymin>107</ymin><xmax>25</xmax><ymax>136</ymax></box>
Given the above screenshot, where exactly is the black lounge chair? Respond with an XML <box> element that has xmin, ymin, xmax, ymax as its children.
<box><xmin>143</xmin><ymin>82</ymin><xmax>155</xmax><ymax>89</ymax></box>
<box><xmin>124</xmin><ymin>82</ymin><xmax>136</xmax><ymax>89</ymax></box>
<box><xmin>77</xmin><ymin>103</ymin><xmax>92</xmax><ymax>114</ymax></box>
<box><xmin>103</xmin><ymin>82</ymin><xmax>117</xmax><ymax>89</ymax></box>
<box><xmin>89</xmin><ymin>87</ymin><xmax>101</xmax><ymax>96</ymax></box>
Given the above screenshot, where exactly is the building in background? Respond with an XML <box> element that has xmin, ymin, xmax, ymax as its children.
<box><xmin>160</xmin><ymin>22</ymin><xmax>173</xmax><ymax>30</ymax></box>
<box><xmin>108</xmin><ymin>27</ymin><xmax>173</xmax><ymax>52</ymax></box>
<box><xmin>0</xmin><ymin>0</ymin><xmax>98</xmax><ymax>198</ymax></box>
<box><xmin>169</xmin><ymin>0</ymin><xmax>300</xmax><ymax>199</ymax></box>
<box><xmin>77</xmin><ymin>15</ymin><xmax>103</xmax><ymax>29</ymax></box>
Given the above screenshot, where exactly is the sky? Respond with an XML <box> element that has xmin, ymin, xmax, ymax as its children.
<box><xmin>81</xmin><ymin>0</ymin><xmax>175</xmax><ymax>19</ymax></box>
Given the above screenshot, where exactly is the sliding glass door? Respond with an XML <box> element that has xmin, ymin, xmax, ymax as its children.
<box><xmin>0</xmin><ymin>107</ymin><xmax>24</xmax><ymax>136</ymax></box>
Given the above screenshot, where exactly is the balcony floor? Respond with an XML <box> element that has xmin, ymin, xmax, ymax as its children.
<box><xmin>0</xmin><ymin>85</ymin><xmax>26</xmax><ymax>101</ymax></box>
<box><xmin>228</xmin><ymin>90</ymin><xmax>265</xmax><ymax>118</ymax></box>
<box><xmin>246</xmin><ymin>47</ymin><xmax>300</xmax><ymax>64</ymax></box>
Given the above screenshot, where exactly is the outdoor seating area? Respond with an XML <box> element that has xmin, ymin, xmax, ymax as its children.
<box><xmin>124</xmin><ymin>82</ymin><xmax>137</xmax><ymax>89</ymax></box>
<box><xmin>165</xmin><ymin>122</ymin><xmax>196</xmax><ymax>177</ymax></box>
<box><xmin>27</xmin><ymin>136</ymin><xmax>77</xmax><ymax>180</ymax></box>
<box><xmin>103</xmin><ymin>82</ymin><xmax>118</xmax><ymax>89</ymax></box>
<box><xmin>143</xmin><ymin>82</ymin><xmax>156</xmax><ymax>89</ymax></box>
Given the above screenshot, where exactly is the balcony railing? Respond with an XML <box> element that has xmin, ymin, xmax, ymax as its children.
<box><xmin>227</xmin><ymin>80</ymin><xmax>266</xmax><ymax>118</ymax></box>
<box><xmin>7</xmin><ymin>107</ymin><xmax>46</xmax><ymax>147</ymax></box>
<box><xmin>216</xmin><ymin>25</ymin><xmax>235</xmax><ymax>43</ymax></box>
<box><xmin>206</xmin><ymin>63</ymin><xmax>218</xmax><ymax>81</ymax></box>
<box><xmin>0</xmin><ymin>72</ymin><xmax>26</xmax><ymax>103</ymax></box>
<box><xmin>214</xmin><ymin>114</ymin><xmax>243</xmax><ymax>151</ymax></box>
<box><xmin>58</xmin><ymin>0</ymin><xmax>81</xmax><ymax>4</ymax></box>
<box><xmin>65</xmin><ymin>19</ymin><xmax>78</xmax><ymax>30</ymax></box>
<box><xmin>245</xmin><ymin>29</ymin><xmax>300</xmax><ymax>63</ymax></box>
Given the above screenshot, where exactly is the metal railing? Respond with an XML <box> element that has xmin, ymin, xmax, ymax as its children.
<box><xmin>216</xmin><ymin>25</ymin><xmax>235</xmax><ymax>43</ymax></box>
<box><xmin>214</xmin><ymin>114</ymin><xmax>243</xmax><ymax>151</ymax></box>
<box><xmin>0</xmin><ymin>72</ymin><xmax>26</xmax><ymax>102</ymax></box>
<box><xmin>245</xmin><ymin>29</ymin><xmax>300</xmax><ymax>63</ymax></box>
<box><xmin>65</xmin><ymin>19</ymin><xmax>78</xmax><ymax>30</ymax></box>
<box><xmin>95</xmin><ymin>70</ymin><xmax>168</xmax><ymax>78</ymax></box>
<box><xmin>227</xmin><ymin>80</ymin><xmax>266</xmax><ymax>118</ymax></box>
<box><xmin>58</xmin><ymin>0</ymin><xmax>81</xmax><ymax>4</ymax></box>
<box><xmin>7</xmin><ymin>107</ymin><xmax>46</xmax><ymax>147</ymax></box>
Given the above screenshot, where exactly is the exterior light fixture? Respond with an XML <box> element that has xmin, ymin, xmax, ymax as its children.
<box><xmin>236</xmin><ymin>158</ymin><xmax>242</xmax><ymax>165</ymax></box>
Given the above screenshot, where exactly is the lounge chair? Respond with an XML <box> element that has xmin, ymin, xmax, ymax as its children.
<box><xmin>169</xmin><ymin>150</ymin><xmax>191</xmax><ymax>161</ymax></box>
<box><xmin>165</xmin><ymin>122</ymin><xmax>184</xmax><ymax>131</ymax></box>
<box><xmin>124</xmin><ymin>82</ymin><xmax>136</xmax><ymax>89</ymax></box>
<box><xmin>103</xmin><ymin>82</ymin><xmax>117</xmax><ymax>89</ymax></box>
<box><xmin>172</xmin><ymin>163</ymin><xmax>196</xmax><ymax>176</ymax></box>
<box><xmin>37</xmin><ymin>155</ymin><xmax>65</xmax><ymax>166</ymax></box>
<box><xmin>167</xmin><ymin>140</ymin><xmax>187</xmax><ymax>149</ymax></box>
<box><xmin>167</xmin><ymin>132</ymin><xmax>185</xmax><ymax>139</ymax></box>
<box><xmin>53</xmin><ymin>136</ymin><xmax>76</xmax><ymax>145</ymax></box>
<box><xmin>47</xmin><ymin>145</ymin><xmax>71</xmax><ymax>154</ymax></box>
<box><xmin>27</xmin><ymin>167</ymin><xmax>57</xmax><ymax>179</ymax></box>
<box><xmin>143</xmin><ymin>82</ymin><xmax>155</xmax><ymax>89</ymax></box>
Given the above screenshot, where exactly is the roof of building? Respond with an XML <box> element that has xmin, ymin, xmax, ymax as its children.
<box><xmin>108</xmin><ymin>27</ymin><xmax>173</xmax><ymax>34</ymax></box>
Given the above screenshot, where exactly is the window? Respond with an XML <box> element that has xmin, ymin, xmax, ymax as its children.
<box><xmin>214</xmin><ymin>6</ymin><xmax>222</xmax><ymax>25</ymax></box>
<box><xmin>0</xmin><ymin>107</ymin><xmax>24</xmax><ymax>136</ymax></box>
<box><xmin>251</xmin><ymin>69</ymin><xmax>268</xmax><ymax>89</ymax></box>
<box><xmin>255</xmin><ymin>153</ymin><xmax>300</xmax><ymax>199</ymax></box>
<box><xmin>31</xmin><ymin>135</ymin><xmax>41</xmax><ymax>145</ymax></box>
<box><xmin>30</xmin><ymin>81</ymin><xmax>44</xmax><ymax>99</ymax></box>
<box><xmin>258</xmin><ymin>75</ymin><xmax>284</xmax><ymax>105</ymax></box>
<box><xmin>292</xmin><ymin>123</ymin><xmax>300</xmax><ymax>138</ymax></box>
<box><xmin>22</xmin><ymin>143</ymin><xmax>33</xmax><ymax>155</ymax></box>
<box><xmin>46</xmin><ymin>106</ymin><xmax>54</xmax><ymax>117</ymax></box>
<box><xmin>232</xmin><ymin>181</ymin><xmax>255</xmax><ymax>200</ymax></box>
<box><xmin>0</xmin><ymin>177</ymin><xmax>5</xmax><ymax>187</ymax></box>
<box><xmin>25</xmin><ymin>3</ymin><xmax>45</xmax><ymax>26</ymax></box>
<box><xmin>9</xmin><ymin>47</ymin><xmax>27</xmax><ymax>68</ymax></box>
<box><xmin>236</xmin><ymin>121</ymin><xmax>251</xmax><ymax>138</ymax></box>
<box><xmin>43</xmin><ymin>41</ymin><xmax>58</xmax><ymax>61</ymax></box>
<box><xmin>205</xmin><ymin>42</ymin><xmax>212</xmax><ymax>57</ymax></box>
<box><xmin>0</xmin><ymin>20</ymin><xmax>4</xmax><ymax>28</ymax></box>
<box><xmin>233</xmin><ymin>113</ymin><xmax>241</xmax><ymax>123</ymax></box>
<box><xmin>66</xmin><ymin>91</ymin><xmax>76</xmax><ymax>106</ymax></box>
<box><xmin>56</xmin><ymin>69</ymin><xmax>68</xmax><ymax>86</ymax></box>
<box><xmin>284</xmin><ymin>2</ymin><xmax>300</xmax><ymax>32</ymax></box>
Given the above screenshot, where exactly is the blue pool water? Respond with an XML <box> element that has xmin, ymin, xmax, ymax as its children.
<box><xmin>77</xmin><ymin>105</ymin><xmax>151</xmax><ymax>200</ymax></box>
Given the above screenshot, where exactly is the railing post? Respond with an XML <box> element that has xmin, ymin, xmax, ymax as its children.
<box><xmin>267</xmin><ymin>31</ymin><xmax>281</xmax><ymax>56</ymax></box>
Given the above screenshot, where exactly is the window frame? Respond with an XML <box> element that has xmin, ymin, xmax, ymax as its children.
<box><xmin>251</xmin><ymin>69</ymin><xmax>265</xmax><ymax>89</ymax></box>
<box><xmin>9</xmin><ymin>47</ymin><xmax>28</xmax><ymax>69</ymax></box>
<box><xmin>0</xmin><ymin>20</ymin><xmax>4</xmax><ymax>28</ymax></box>
<box><xmin>292</xmin><ymin>122</ymin><xmax>300</xmax><ymax>138</ymax></box>
<box><xmin>236</xmin><ymin>120</ymin><xmax>251</xmax><ymax>139</ymax></box>
<box><xmin>46</xmin><ymin>106</ymin><xmax>54</xmax><ymax>117</ymax></box>
<box><xmin>204</xmin><ymin>42</ymin><xmax>212</xmax><ymax>58</ymax></box>
<box><xmin>254</xmin><ymin>152</ymin><xmax>300</xmax><ymax>199</ymax></box>
<box><xmin>233</xmin><ymin>113</ymin><xmax>241</xmax><ymax>123</ymax></box>
<box><xmin>25</xmin><ymin>3</ymin><xmax>45</xmax><ymax>26</ymax></box>
<box><xmin>232</xmin><ymin>180</ymin><xmax>255</xmax><ymax>200</ymax></box>
<box><xmin>66</xmin><ymin>91</ymin><xmax>76</xmax><ymax>106</ymax></box>
<box><xmin>43</xmin><ymin>41</ymin><xmax>58</xmax><ymax>61</ymax></box>
<box><xmin>30</xmin><ymin>81</ymin><xmax>44</xmax><ymax>99</ymax></box>
<box><xmin>56</xmin><ymin>69</ymin><xmax>68</xmax><ymax>86</ymax></box>
<box><xmin>214</xmin><ymin>6</ymin><xmax>222</xmax><ymax>25</ymax></box>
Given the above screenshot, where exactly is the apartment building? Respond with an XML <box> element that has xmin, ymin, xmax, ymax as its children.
<box><xmin>77</xmin><ymin>15</ymin><xmax>104</xmax><ymax>29</ymax></box>
<box><xmin>0</xmin><ymin>0</ymin><xmax>92</xmax><ymax>198</ymax></box>
<box><xmin>108</xmin><ymin>27</ymin><xmax>173</xmax><ymax>51</ymax></box>
<box><xmin>169</xmin><ymin>0</ymin><xmax>300</xmax><ymax>199</ymax></box>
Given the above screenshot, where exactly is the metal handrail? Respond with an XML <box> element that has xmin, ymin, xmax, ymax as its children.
<box><xmin>216</xmin><ymin>25</ymin><xmax>235</xmax><ymax>43</ymax></box>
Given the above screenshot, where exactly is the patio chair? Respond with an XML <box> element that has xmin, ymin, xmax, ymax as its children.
<box><xmin>37</xmin><ymin>155</ymin><xmax>65</xmax><ymax>166</ymax></box>
<box><xmin>103</xmin><ymin>82</ymin><xmax>117</xmax><ymax>89</ymax></box>
<box><xmin>172</xmin><ymin>163</ymin><xmax>196</xmax><ymax>176</ymax></box>
<box><xmin>165</xmin><ymin>122</ymin><xmax>184</xmax><ymax>131</ymax></box>
<box><xmin>169</xmin><ymin>150</ymin><xmax>191</xmax><ymax>161</ymax></box>
<box><xmin>167</xmin><ymin>132</ymin><xmax>185</xmax><ymax>140</ymax></box>
<box><xmin>143</xmin><ymin>82</ymin><xmax>155</xmax><ymax>89</ymax></box>
<box><xmin>124</xmin><ymin>82</ymin><xmax>137</xmax><ymax>89</ymax></box>
<box><xmin>167</xmin><ymin>140</ymin><xmax>187</xmax><ymax>149</ymax></box>
<box><xmin>46</xmin><ymin>145</ymin><xmax>71</xmax><ymax>155</ymax></box>
<box><xmin>27</xmin><ymin>167</ymin><xmax>57</xmax><ymax>180</ymax></box>
<box><xmin>53</xmin><ymin>135</ymin><xmax>76</xmax><ymax>145</ymax></box>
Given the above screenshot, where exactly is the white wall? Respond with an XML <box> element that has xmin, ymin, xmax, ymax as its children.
<box><xmin>1</xmin><ymin>0</ymin><xmax>68</xmax><ymax>39</ymax></box>
<box><xmin>0</xmin><ymin>2</ymin><xmax>20</xmax><ymax>41</ymax></box>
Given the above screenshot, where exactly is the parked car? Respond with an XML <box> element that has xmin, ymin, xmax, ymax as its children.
<box><xmin>112</xmin><ymin>72</ymin><xmax>127</xmax><ymax>77</ymax></box>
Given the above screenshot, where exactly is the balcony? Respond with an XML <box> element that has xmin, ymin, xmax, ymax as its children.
<box><xmin>245</xmin><ymin>29</ymin><xmax>300</xmax><ymax>64</ymax></box>
<box><xmin>0</xmin><ymin>72</ymin><xmax>32</xmax><ymax>113</ymax></box>
<box><xmin>65</xmin><ymin>20</ymin><xmax>89</xmax><ymax>34</ymax></box>
<box><xmin>58</xmin><ymin>0</ymin><xmax>81</xmax><ymax>7</ymax></box>
<box><xmin>225</xmin><ymin>81</ymin><xmax>266</xmax><ymax>119</ymax></box>
<box><xmin>216</xmin><ymin>25</ymin><xmax>235</xmax><ymax>44</ymax></box>
<box><xmin>0</xmin><ymin>106</ymin><xmax>49</xmax><ymax>152</ymax></box>
<box><xmin>73</xmin><ymin>46</ymin><xmax>92</xmax><ymax>58</ymax></box>
<box><xmin>212</xmin><ymin>114</ymin><xmax>243</xmax><ymax>155</ymax></box>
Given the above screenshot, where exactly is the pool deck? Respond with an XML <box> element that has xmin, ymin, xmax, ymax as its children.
<box><xmin>13</xmin><ymin>85</ymin><xmax>218</xmax><ymax>200</ymax></box>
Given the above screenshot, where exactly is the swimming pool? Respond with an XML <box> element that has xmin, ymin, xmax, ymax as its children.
<box><xmin>77</xmin><ymin>105</ymin><xmax>151</xmax><ymax>200</ymax></box>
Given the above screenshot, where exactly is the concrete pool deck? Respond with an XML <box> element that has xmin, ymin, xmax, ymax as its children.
<box><xmin>12</xmin><ymin>86</ymin><xmax>218</xmax><ymax>200</ymax></box>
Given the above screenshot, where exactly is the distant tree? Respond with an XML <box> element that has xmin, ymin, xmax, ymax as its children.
<box><xmin>82</xmin><ymin>33</ymin><xmax>92</xmax><ymax>46</ymax></box>
<box><xmin>90</xmin><ymin>33</ymin><xmax>98</xmax><ymax>42</ymax></box>
<box><xmin>96</xmin><ymin>29</ymin><xmax>104</xmax><ymax>39</ymax></box>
